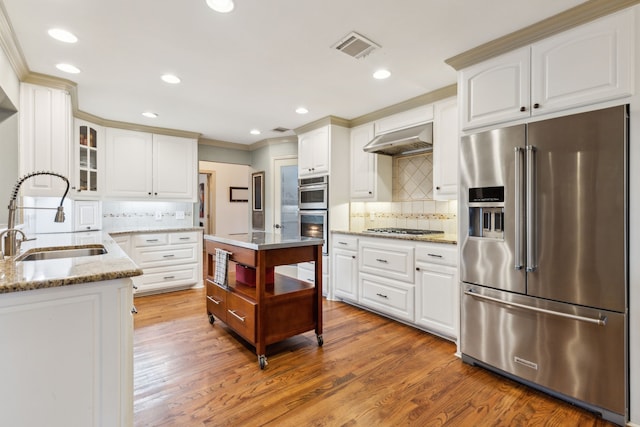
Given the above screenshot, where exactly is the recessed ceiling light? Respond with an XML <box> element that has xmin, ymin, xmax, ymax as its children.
<box><xmin>161</xmin><ymin>74</ymin><xmax>181</xmax><ymax>84</ymax></box>
<box><xmin>142</xmin><ymin>112</ymin><xmax>158</xmax><ymax>118</ymax></box>
<box><xmin>55</xmin><ymin>63</ymin><xmax>80</xmax><ymax>74</ymax></box>
<box><xmin>373</xmin><ymin>69</ymin><xmax>391</xmax><ymax>80</ymax></box>
<box><xmin>295</xmin><ymin>107</ymin><xmax>309</xmax><ymax>115</ymax></box>
<box><xmin>48</xmin><ymin>28</ymin><xmax>78</xmax><ymax>43</ymax></box>
<box><xmin>250</xmin><ymin>129</ymin><xmax>261</xmax><ymax>135</ymax></box>
<box><xmin>206</xmin><ymin>0</ymin><xmax>235</xmax><ymax>13</ymax></box>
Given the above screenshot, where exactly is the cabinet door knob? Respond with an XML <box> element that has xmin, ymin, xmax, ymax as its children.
<box><xmin>416</xmin><ymin>267</ymin><xmax>420</xmax><ymax>271</ymax></box>
<box><xmin>533</xmin><ymin>103</ymin><xmax>540</xmax><ymax>109</ymax></box>
<box><xmin>352</xmin><ymin>255</ymin><xmax>356</xmax><ymax>259</ymax></box>
<box><xmin>436</xmin><ymin>186</ymin><xmax>441</xmax><ymax>190</ymax></box>
<box><xmin>148</xmin><ymin>192</ymin><xmax>152</xmax><ymax>195</ymax></box>
<box><xmin>520</xmin><ymin>106</ymin><xmax>526</xmax><ymax>112</ymax></box>
<box><xmin>368</xmin><ymin>191</ymin><xmax>372</xmax><ymax>195</ymax></box>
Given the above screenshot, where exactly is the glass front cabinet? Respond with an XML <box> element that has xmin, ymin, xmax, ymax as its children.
<box><xmin>73</xmin><ymin>119</ymin><xmax>103</xmax><ymax>197</ymax></box>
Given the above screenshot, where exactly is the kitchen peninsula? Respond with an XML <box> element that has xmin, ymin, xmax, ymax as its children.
<box><xmin>204</xmin><ymin>232</ymin><xmax>324</xmax><ymax>369</ymax></box>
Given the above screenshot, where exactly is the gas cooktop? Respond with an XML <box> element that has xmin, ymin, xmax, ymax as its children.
<box><xmin>363</xmin><ymin>228</ymin><xmax>445</xmax><ymax>235</ymax></box>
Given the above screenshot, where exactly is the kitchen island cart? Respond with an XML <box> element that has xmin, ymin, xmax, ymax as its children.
<box><xmin>204</xmin><ymin>232</ymin><xmax>324</xmax><ymax>369</ymax></box>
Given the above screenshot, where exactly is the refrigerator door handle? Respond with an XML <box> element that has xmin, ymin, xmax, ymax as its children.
<box><xmin>464</xmin><ymin>289</ymin><xmax>607</xmax><ymax>326</ymax></box>
<box><xmin>526</xmin><ymin>145</ymin><xmax>537</xmax><ymax>272</ymax></box>
<box><xmin>514</xmin><ymin>147</ymin><xmax>524</xmax><ymax>270</ymax></box>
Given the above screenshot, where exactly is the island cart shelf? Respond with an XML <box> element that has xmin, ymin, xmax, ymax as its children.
<box><xmin>204</xmin><ymin>235</ymin><xmax>323</xmax><ymax>369</ymax></box>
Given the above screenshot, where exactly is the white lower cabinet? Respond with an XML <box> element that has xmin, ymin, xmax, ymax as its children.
<box><xmin>128</xmin><ymin>230</ymin><xmax>202</xmax><ymax>295</ymax></box>
<box><xmin>332</xmin><ymin>235</ymin><xmax>358</xmax><ymax>302</ymax></box>
<box><xmin>0</xmin><ymin>278</ymin><xmax>134</xmax><ymax>427</ymax></box>
<box><xmin>359</xmin><ymin>272</ymin><xmax>415</xmax><ymax>322</ymax></box>
<box><xmin>331</xmin><ymin>232</ymin><xmax>458</xmax><ymax>341</ymax></box>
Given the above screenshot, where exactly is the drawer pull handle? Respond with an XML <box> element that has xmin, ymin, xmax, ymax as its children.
<box><xmin>163</xmin><ymin>275</ymin><xmax>175</xmax><ymax>280</ymax></box>
<box><xmin>207</xmin><ymin>296</ymin><xmax>221</xmax><ymax>305</ymax></box>
<box><xmin>179</xmin><ymin>237</ymin><xmax>190</xmax><ymax>240</ymax></box>
<box><xmin>376</xmin><ymin>293</ymin><xmax>389</xmax><ymax>299</ymax></box>
<box><xmin>427</xmin><ymin>253</ymin><xmax>443</xmax><ymax>258</ymax></box>
<box><xmin>146</xmin><ymin>239</ymin><xmax>159</xmax><ymax>242</ymax></box>
<box><xmin>338</xmin><ymin>241</ymin><xmax>348</xmax><ymax>245</ymax></box>
<box><xmin>375</xmin><ymin>258</ymin><xmax>388</xmax><ymax>263</ymax></box>
<box><xmin>306</xmin><ymin>277</ymin><xmax>314</xmax><ymax>282</ymax></box>
<box><xmin>228</xmin><ymin>309</ymin><xmax>246</xmax><ymax>322</ymax></box>
<box><xmin>163</xmin><ymin>254</ymin><xmax>175</xmax><ymax>258</ymax></box>
<box><xmin>131</xmin><ymin>305</ymin><xmax>138</xmax><ymax>314</ymax></box>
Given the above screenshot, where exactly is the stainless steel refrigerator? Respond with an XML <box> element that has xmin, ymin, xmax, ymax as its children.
<box><xmin>460</xmin><ymin>105</ymin><xmax>628</xmax><ymax>425</ymax></box>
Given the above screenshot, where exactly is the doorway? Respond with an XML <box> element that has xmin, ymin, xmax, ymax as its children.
<box><xmin>198</xmin><ymin>172</ymin><xmax>215</xmax><ymax>235</ymax></box>
<box><xmin>273</xmin><ymin>156</ymin><xmax>298</xmax><ymax>237</ymax></box>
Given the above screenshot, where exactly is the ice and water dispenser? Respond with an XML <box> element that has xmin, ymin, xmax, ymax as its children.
<box><xmin>468</xmin><ymin>186</ymin><xmax>505</xmax><ymax>239</ymax></box>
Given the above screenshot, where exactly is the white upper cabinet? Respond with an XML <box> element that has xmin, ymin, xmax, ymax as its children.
<box><xmin>460</xmin><ymin>8</ymin><xmax>634</xmax><ymax>130</ymax></box>
<box><xmin>350</xmin><ymin>123</ymin><xmax>392</xmax><ymax>201</ymax></box>
<box><xmin>105</xmin><ymin>129</ymin><xmax>197</xmax><ymax>201</ymax></box>
<box><xmin>152</xmin><ymin>134</ymin><xmax>197</xmax><ymax>200</ymax></box>
<box><xmin>530</xmin><ymin>9</ymin><xmax>634</xmax><ymax>115</ymax></box>
<box><xmin>298</xmin><ymin>126</ymin><xmax>330</xmax><ymax>177</ymax></box>
<box><xmin>19</xmin><ymin>83</ymin><xmax>72</xmax><ymax>196</ymax></box>
<box><xmin>459</xmin><ymin>48</ymin><xmax>530</xmax><ymax>129</ymax></box>
<box><xmin>71</xmin><ymin>119</ymin><xmax>103</xmax><ymax>198</ymax></box>
<box><xmin>73</xmin><ymin>200</ymin><xmax>102</xmax><ymax>231</ymax></box>
<box><xmin>432</xmin><ymin>97</ymin><xmax>459</xmax><ymax>200</ymax></box>
<box><xmin>105</xmin><ymin>128</ymin><xmax>153</xmax><ymax>198</ymax></box>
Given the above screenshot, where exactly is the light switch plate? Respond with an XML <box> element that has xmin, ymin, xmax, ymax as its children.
<box><xmin>176</xmin><ymin>211</ymin><xmax>185</xmax><ymax>220</ymax></box>
<box><xmin>155</xmin><ymin>211</ymin><xmax>162</xmax><ymax>220</ymax></box>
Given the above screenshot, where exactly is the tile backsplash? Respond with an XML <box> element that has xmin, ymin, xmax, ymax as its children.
<box><xmin>102</xmin><ymin>201</ymin><xmax>194</xmax><ymax>231</ymax></box>
<box><xmin>392</xmin><ymin>153</ymin><xmax>433</xmax><ymax>200</ymax></box>
<box><xmin>350</xmin><ymin>152</ymin><xmax>457</xmax><ymax>234</ymax></box>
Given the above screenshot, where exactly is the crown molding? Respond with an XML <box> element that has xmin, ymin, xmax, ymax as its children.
<box><xmin>350</xmin><ymin>84</ymin><xmax>457</xmax><ymax>128</ymax></box>
<box><xmin>293</xmin><ymin>115</ymin><xmax>351</xmax><ymax>135</ymax></box>
<box><xmin>0</xmin><ymin>1</ymin><xmax>28</xmax><ymax>79</ymax></box>
<box><xmin>199</xmin><ymin>137</ymin><xmax>252</xmax><ymax>151</ymax></box>
<box><xmin>445</xmin><ymin>0</ymin><xmax>640</xmax><ymax>71</ymax></box>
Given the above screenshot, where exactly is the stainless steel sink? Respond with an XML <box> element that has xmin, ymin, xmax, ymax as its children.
<box><xmin>16</xmin><ymin>245</ymin><xmax>107</xmax><ymax>262</ymax></box>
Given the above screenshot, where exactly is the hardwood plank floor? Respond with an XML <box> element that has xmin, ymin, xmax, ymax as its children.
<box><xmin>133</xmin><ymin>288</ymin><xmax>616</xmax><ymax>427</ymax></box>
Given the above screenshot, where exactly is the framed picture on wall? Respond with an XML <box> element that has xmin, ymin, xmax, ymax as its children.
<box><xmin>229</xmin><ymin>186</ymin><xmax>249</xmax><ymax>202</ymax></box>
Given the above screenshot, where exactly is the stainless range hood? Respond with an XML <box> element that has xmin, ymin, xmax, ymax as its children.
<box><xmin>363</xmin><ymin>122</ymin><xmax>433</xmax><ymax>156</ymax></box>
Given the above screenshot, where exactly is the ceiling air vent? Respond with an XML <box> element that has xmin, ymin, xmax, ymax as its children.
<box><xmin>332</xmin><ymin>31</ymin><xmax>380</xmax><ymax>59</ymax></box>
<box><xmin>272</xmin><ymin>127</ymin><xmax>289</xmax><ymax>133</ymax></box>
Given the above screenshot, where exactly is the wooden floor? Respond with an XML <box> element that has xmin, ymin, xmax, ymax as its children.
<box><xmin>133</xmin><ymin>288</ymin><xmax>616</xmax><ymax>427</ymax></box>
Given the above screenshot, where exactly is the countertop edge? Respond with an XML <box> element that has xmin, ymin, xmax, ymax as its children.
<box><xmin>107</xmin><ymin>227</ymin><xmax>204</xmax><ymax>236</ymax></box>
<box><xmin>331</xmin><ymin>229</ymin><xmax>458</xmax><ymax>245</ymax></box>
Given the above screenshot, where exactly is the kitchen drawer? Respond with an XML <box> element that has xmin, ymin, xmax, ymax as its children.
<box><xmin>133</xmin><ymin>233</ymin><xmax>168</xmax><ymax>247</ymax></box>
<box><xmin>359</xmin><ymin>273</ymin><xmax>415</xmax><ymax>322</ymax></box>
<box><xmin>332</xmin><ymin>234</ymin><xmax>358</xmax><ymax>251</ymax></box>
<box><xmin>135</xmin><ymin>263</ymin><xmax>199</xmax><ymax>293</ymax></box>
<box><xmin>359</xmin><ymin>240</ymin><xmax>414</xmax><ymax>283</ymax></box>
<box><xmin>135</xmin><ymin>245</ymin><xmax>198</xmax><ymax>268</ymax></box>
<box><xmin>298</xmin><ymin>257</ymin><xmax>329</xmax><ymax>275</ymax></box>
<box><xmin>169</xmin><ymin>231</ymin><xmax>199</xmax><ymax>244</ymax></box>
<box><xmin>226</xmin><ymin>292</ymin><xmax>257</xmax><ymax>343</ymax></box>
<box><xmin>415</xmin><ymin>242</ymin><xmax>456</xmax><ymax>266</ymax></box>
<box><xmin>206</xmin><ymin>280</ymin><xmax>228</xmax><ymax>322</ymax></box>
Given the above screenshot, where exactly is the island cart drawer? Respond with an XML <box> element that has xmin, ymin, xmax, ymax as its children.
<box><xmin>206</xmin><ymin>280</ymin><xmax>228</xmax><ymax>322</ymax></box>
<box><xmin>226</xmin><ymin>292</ymin><xmax>257</xmax><ymax>343</ymax></box>
<box><xmin>206</xmin><ymin>240</ymin><xmax>256</xmax><ymax>267</ymax></box>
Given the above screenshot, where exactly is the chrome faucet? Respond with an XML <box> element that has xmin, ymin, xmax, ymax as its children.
<box><xmin>2</xmin><ymin>171</ymin><xmax>69</xmax><ymax>258</ymax></box>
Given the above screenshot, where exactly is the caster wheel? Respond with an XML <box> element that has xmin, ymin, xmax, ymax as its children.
<box><xmin>317</xmin><ymin>334</ymin><xmax>324</xmax><ymax>347</ymax></box>
<box><xmin>258</xmin><ymin>355</ymin><xmax>267</xmax><ymax>369</ymax></box>
<box><xmin>208</xmin><ymin>314</ymin><xmax>215</xmax><ymax>324</ymax></box>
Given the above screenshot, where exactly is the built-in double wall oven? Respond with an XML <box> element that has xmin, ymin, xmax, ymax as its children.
<box><xmin>299</xmin><ymin>176</ymin><xmax>328</xmax><ymax>254</ymax></box>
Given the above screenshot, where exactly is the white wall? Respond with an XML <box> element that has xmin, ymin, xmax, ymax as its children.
<box><xmin>199</xmin><ymin>160</ymin><xmax>250</xmax><ymax>235</ymax></box>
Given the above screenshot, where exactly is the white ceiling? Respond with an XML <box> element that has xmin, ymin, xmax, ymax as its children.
<box><xmin>2</xmin><ymin>0</ymin><xmax>586</xmax><ymax>144</ymax></box>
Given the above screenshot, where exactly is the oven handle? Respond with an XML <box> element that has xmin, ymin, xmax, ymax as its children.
<box><xmin>299</xmin><ymin>184</ymin><xmax>328</xmax><ymax>191</ymax></box>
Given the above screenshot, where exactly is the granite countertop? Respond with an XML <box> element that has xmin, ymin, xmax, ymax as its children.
<box><xmin>0</xmin><ymin>231</ymin><xmax>142</xmax><ymax>294</ymax></box>
<box><xmin>331</xmin><ymin>229</ymin><xmax>457</xmax><ymax>245</ymax></box>
<box><xmin>107</xmin><ymin>226</ymin><xmax>204</xmax><ymax>236</ymax></box>
<box><xmin>205</xmin><ymin>232</ymin><xmax>324</xmax><ymax>251</ymax></box>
